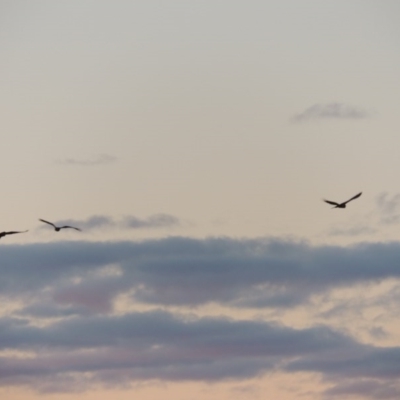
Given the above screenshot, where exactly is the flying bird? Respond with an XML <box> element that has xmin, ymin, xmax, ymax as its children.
<box><xmin>39</xmin><ymin>219</ymin><xmax>81</xmax><ymax>232</ymax></box>
<box><xmin>0</xmin><ymin>230</ymin><xmax>28</xmax><ymax>239</ymax></box>
<box><xmin>324</xmin><ymin>192</ymin><xmax>362</xmax><ymax>208</ymax></box>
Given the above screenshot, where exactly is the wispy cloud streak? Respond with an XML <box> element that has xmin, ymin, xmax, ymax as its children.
<box><xmin>57</xmin><ymin>154</ymin><xmax>118</xmax><ymax>166</ymax></box>
<box><xmin>291</xmin><ymin>102</ymin><xmax>370</xmax><ymax>122</ymax></box>
<box><xmin>376</xmin><ymin>192</ymin><xmax>400</xmax><ymax>225</ymax></box>
<box><xmin>38</xmin><ymin>214</ymin><xmax>181</xmax><ymax>231</ymax></box>
<box><xmin>123</xmin><ymin>214</ymin><xmax>181</xmax><ymax>229</ymax></box>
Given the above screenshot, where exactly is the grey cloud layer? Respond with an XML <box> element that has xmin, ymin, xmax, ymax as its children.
<box><xmin>3</xmin><ymin>237</ymin><xmax>400</xmax><ymax>308</ymax></box>
<box><xmin>2</xmin><ymin>237</ymin><xmax>400</xmax><ymax>398</ymax></box>
<box><xmin>1</xmin><ymin>309</ymin><xmax>400</xmax><ymax>398</ymax></box>
<box><xmin>291</xmin><ymin>102</ymin><xmax>370</xmax><ymax>122</ymax></box>
<box><xmin>0</xmin><ymin>310</ymin><xmax>378</xmax><ymax>392</ymax></box>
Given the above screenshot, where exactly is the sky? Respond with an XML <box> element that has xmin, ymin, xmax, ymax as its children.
<box><xmin>1</xmin><ymin>1</ymin><xmax>400</xmax><ymax>399</ymax></box>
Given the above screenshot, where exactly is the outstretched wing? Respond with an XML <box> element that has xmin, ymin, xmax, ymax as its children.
<box><xmin>3</xmin><ymin>230</ymin><xmax>28</xmax><ymax>236</ymax></box>
<box><xmin>39</xmin><ymin>219</ymin><xmax>56</xmax><ymax>228</ymax></box>
<box><xmin>343</xmin><ymin>192</ymin><xmax>362</xmax><ymax>205</ymax></box>
<box><xmin>60</xmin><ymin>226</ymin><xmax>81</xmax><ymax>231</ymax></box>
<box><xmin>324</xmin><ymin>200</ymin><xmax>339</xmax><ymax>206</ymax></box>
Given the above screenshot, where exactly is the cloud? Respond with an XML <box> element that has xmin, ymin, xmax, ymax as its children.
<box><xmin>376</xmin><ymin>192</ymin><xmax>400</xmax><ymax>225</ymax></box>
<box><xmin>287</xmin><ymin>347</ymin><xmax>400</xmax><ymax>399</ymax></box>
<box><xmin>0</xmin><ymin>310</ymin><xmax>364</xmax><ymax>391</ymax></box>
<box><xmin>2</xmin><ymin>236</ymin><xmax>400</xmax><ymax>397</ymax></box>
<box><xmin>291</xmin><ymin>103</ymin><xmax>370</xmax><ymax>122</ymax></box>
<box><xmin>57</xmin><ymin>154</ymin><xmax>118</xmax><ymax>166</ymax></box>
<box><xmin>61</xmin><ymin>215</ymin><xmax>114</xmax><ymax>230</ymax></box>
<box><xmin>0</xmin><ymin>309</ymin><xmax>400</xmax><ymax>398</ymax></box>
<box><xmin>3</xmin><ymin>237</ymin><xmax>400</xmax><ymax>309</ymax></box>
<box><xmin>123</xmin><ymin>214</ymin><xmax>181</xmax><ymax>229</ymax></box>
<box><xmin>328</xmin><ymin>225</ymin><xmax>376</xmax><ymax>237</ymax></box>
<box><xmin>324</xmin><ymin>379</ymin><xmax>400</xmax><ymax>400</ymax></box>
<box><xmin>38</xmin><ymin>214</ymin><xmax>181</xmax><ymax>232</ymax></box>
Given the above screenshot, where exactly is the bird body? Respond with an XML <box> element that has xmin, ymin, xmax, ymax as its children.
<box><xmin>324</xmin><ymin>192</ymin><xmax>362</xmax><ymax>209</ymax></box>
<box><xmin>39</xmin><ymin>219</ymin><xmax>81</xmax><ymax>232</ymax></box>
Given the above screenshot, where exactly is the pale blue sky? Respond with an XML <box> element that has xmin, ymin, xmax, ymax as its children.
<box><xmin>0</xmin><ymin>1</ymin><xmax>400</xmax><ymax>242</ymax></box>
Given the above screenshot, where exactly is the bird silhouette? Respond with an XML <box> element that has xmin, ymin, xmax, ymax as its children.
<box><xmin>39</xmin><ymin>219</ymin><xmax>81</xmax><ymax>232</ymax></box>
<box><xmin>324</xmin><ymin>192</ymin><xmax>362</xmax><ymax>208</ymax></box>
<box><xmin>0</xmin><ymin>230</ymin><xmax>28</xmax><ymax>239</ymax></box>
